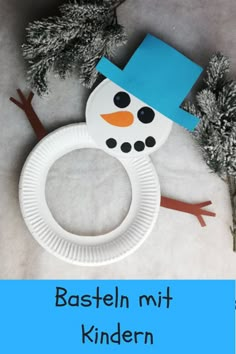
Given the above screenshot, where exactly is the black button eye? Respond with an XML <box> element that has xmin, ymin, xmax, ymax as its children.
<box><xmin>137</xmin><ymin>107</ymin><xmax>155</xmax><ymax>124</ymax></box>
<box><xmin>114</xmin><ymin>92</ymin><xmax>131</xmax><ymax>108</ymax></box>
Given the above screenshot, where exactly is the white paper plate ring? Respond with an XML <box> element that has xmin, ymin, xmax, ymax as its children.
<box><xmin>19</xmin><ymin>123</ymin><xmax>160</xmax><ymax>266</ymax></box>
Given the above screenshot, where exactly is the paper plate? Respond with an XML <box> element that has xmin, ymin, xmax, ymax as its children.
<box><xmin>19</xmin><ymin>123</ymin><xmax>160</xmax><ymax>266</ymax></box>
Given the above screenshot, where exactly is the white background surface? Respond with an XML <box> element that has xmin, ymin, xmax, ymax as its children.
<box><xmin>0</xmin><ymin>0</ymin><xmax>235</xmax><ymax>279</ymax></box>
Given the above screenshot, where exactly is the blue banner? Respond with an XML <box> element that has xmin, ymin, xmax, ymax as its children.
<box><xmin>0</xmin><ymin>281</ymin><xmax>234</xmax><ymax>353</ymax></box>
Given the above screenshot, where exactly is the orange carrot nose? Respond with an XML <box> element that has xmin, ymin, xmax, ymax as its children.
<box><xmin>100</xmin><ymin>111</ymin><xmax>134</xmax><ymax>127</ymax></box>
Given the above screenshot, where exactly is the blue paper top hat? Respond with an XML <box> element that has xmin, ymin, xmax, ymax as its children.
<box><xmin>96</xmin><ymin>34</ymin><xmax>203</xmax><ymax>131</ymax></box>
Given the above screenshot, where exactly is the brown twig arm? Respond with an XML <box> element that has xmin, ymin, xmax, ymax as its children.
<box><xmin>160</xmin><ymin>196</ymin><xmax>216</xmax><ymax>227</ymax></box>
<box><xmin>10</xmin><ymin>89</ymin><xmax>47</xmax><ymax>141</ymax></box>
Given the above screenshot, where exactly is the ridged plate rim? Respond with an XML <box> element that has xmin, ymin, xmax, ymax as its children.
<box><xmin>19</xmin><ymin>123</ymin><xmax>160</xmax><ymax>266</ymax></box>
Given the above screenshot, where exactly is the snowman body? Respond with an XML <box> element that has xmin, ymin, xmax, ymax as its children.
<box><xmin>14</xmin><ymin>34</ymin><xmax>209</xmax><ymax>265</ymax></box>
<box><xmin>19</xmin><ymin>120</ymin><xmax>161</xmax><ymax>265</ymax></box>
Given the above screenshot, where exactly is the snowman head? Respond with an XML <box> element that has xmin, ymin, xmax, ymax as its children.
<box><xmin>86</xmin><ymin>34</ymin><xmax>203</xmax><ymax>158</ymax></box>
<box><xmin>86</xmin><ymin>79</ymin><xmax>173</xmax><ymax>157</ymax></box>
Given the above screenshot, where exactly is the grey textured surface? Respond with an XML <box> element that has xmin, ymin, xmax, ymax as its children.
<box><xmin>0</xmin><ymin>0</ymin><xmax>235</xmax><ymax>279</ymax></box>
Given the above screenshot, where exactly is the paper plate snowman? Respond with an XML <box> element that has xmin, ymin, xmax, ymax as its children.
<box><xmin>10</xmin><ymin>34</ymin><xmax>215</xmax><ymax>266</ymax></box>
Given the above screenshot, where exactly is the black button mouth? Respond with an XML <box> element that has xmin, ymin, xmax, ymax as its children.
<box><xmin>105</xmin><ymin>136</ymin><xmax>156</xmax><ymax>154</ymax></box>
<box><xmin>145</xmin><ymin>136</ymin><xmax>156</xmax><ymax>148</ymax></box>
<box><xmin>121</xmin><ymin>142</ymin><xmax>132</xmax><ymax>153</ymax></box>
<box><xmin>134</xmin><ymin>141</ymin><xmax>145</xmax><ymax>152</ymax></box>
<box><xmin>106</xmin><ymin>138</ymin><xmax>117</xmax><ymax>149</ymax></box>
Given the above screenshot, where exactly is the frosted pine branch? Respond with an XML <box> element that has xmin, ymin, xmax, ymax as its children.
<box><xmin>204</xmin><ymin>52</ymin><xmax>230</xmax><ymax>92</ymax></box>
<box><xmin>185</xmin><ymin>52</ymin><xmax>236</xmax><ymax>250</ymax></box>
<box><xmin>22</xmin><ymin>0</ymin><xmax>127</xmax><ymax>96</ymax></box>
